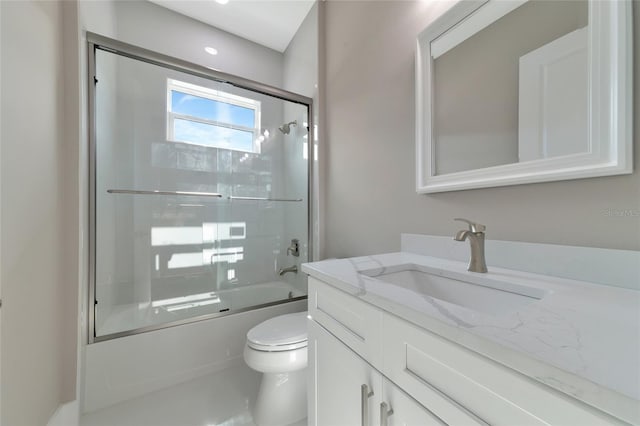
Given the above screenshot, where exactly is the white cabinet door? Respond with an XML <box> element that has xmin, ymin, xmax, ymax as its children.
<box><xmin>309</xmin><ymin>320</ymin><xmax>381</xmax><ymax>426</ymax></box>
<box><xmin>382</xmin><ymin>379</ymin><xmax>445</xmax><ymax>426</ymax></box>
<box><xmin>310</xmin><ymin>318</ymin><xmax>453</xmax><ymax>426</ymax></box>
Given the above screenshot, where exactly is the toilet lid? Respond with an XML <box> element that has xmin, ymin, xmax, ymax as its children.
<box><xmin>247</xmin><ymin>312</ymin><xmax>308</xmax><ymax>351</ymax></box>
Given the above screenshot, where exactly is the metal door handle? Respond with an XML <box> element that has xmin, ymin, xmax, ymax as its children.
<box><xmin>380</xmin><ymin>402</ymin><xmax>394</xmax><ymax>426</ymax></box>
<box><xmin>107</xmin><ymin>189</ymin><xmax>223</xmax><ymax>198</ymax></box>
<box><xmin>361</xmin><ymin>384</ymin><xmax>374</xmax><ymax>426</ymax></box>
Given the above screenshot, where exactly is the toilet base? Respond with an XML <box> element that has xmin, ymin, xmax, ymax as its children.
<box><xmin>253</xmin><ymin>369</ymin><xmax>307</xmax><ymax>426</ymax></box>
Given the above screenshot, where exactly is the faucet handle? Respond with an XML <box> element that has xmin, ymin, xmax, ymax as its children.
<box><xmin>454</xmin><ymin>218</ymin><xmax>486</xmax><ymax>233</ymax></box>
<box><xmin>287</xmin><ymin>238</ymin><xmax>300</xmax><ymax>257</ymax></box>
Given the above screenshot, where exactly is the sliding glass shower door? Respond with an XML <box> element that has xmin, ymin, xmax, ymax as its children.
<box><xmin>90</xmin><ymin>39</ymin><xmax>311</xmax><ymax>340</ymax></box>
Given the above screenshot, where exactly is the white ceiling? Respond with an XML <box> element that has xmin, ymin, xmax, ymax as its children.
<box><xmin>148</xmin><ymin>0</ymin><xmax>315</xmax><ymax>52</ymax></box>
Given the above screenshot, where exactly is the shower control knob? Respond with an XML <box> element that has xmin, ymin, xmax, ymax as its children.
<box><xmin>287</xmin><ymin>239</ymin><xmax>300</xmax><ymax>257</ymax></box>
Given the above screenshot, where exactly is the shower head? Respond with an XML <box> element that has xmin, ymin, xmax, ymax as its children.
<box><xmin>278</xmin><ymin>120</ymin><xmax>297</xmax><ymax>135</ymax></box>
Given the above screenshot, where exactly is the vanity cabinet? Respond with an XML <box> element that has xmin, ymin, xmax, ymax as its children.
<box><xmin>309</xmin><ymin>320</ymin><xmax>446</xmax><ymax>426</ymax></box>
<box><xmin>307</xmin><ymin>276</ymin><xmax>624</xmax><ymax>426</ymax></box>
<box><xmin>308</xmin><ymin>277</ymin><xmax>483</xmax><ymax>425</ymax></box>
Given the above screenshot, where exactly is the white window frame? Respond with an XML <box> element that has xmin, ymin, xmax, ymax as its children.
<box><xmin>166</xmin><ymin>78</ymin><xmax>262</xmax><ymax>153</ymax></box>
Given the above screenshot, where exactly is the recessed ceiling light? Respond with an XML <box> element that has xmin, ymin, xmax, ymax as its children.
<box><xmin>204</xmin><ymin>47</ymin><xmax>218</xmax><ymax>55</ymax></box>
<box><xmin>215</xmin><ymin>0</ymin><xmax>229</xmax><ymax>4</ymax></box>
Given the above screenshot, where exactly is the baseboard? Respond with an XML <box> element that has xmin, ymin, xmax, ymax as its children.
<box><xmin>47</xmin><ymin>400</ymin><xmax>79</xmax><ymax>426</ymax></box>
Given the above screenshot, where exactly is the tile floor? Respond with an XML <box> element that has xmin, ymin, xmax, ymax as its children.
<box><xmin>80</xmin><ymin>363</ymin><xmax>306</xmax><ymax>426</ymax></box>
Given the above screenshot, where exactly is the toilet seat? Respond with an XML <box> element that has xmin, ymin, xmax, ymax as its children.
<box><xmin>247</xmin><ymin>340</ymin><xmax>308</xmax><ymax>352</ymax></box>
<box><xmin>247</xmin><ymin>312</ymin><xmax>308</xmax><ymax>352</ymax></box>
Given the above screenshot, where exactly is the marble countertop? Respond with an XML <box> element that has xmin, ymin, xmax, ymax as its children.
<box><xmin>302</xmin><ymin>252</ymin><xmax>640</xmax><ymax>422</ymax></box>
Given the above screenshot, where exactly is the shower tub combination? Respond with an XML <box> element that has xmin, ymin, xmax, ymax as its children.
<box><xmin>95</xmin><ymin>281</ymin><xmax>305</xmax><ymax>337</ymax></box>
<box><xmin>84</xmin><ymin>33</ymin><xmax>313</xmax><ymax>412</ymax></box>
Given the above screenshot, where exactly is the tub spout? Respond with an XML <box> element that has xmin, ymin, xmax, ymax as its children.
<box><xmin>278</xmin><ymin>265</ymin><xmax>298</xmax><ymax>276</ymax></box>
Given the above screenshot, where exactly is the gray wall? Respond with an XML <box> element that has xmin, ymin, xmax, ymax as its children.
<box><xmin>1</xmin><ymin>1</ymin><xmax>79</xmax><ymax>424</ymax></box>
<box><xmin>323</xmin><ymin>1</ymin><xmax>640</xmax><ymax>260</ymax></box>
<box><xmin>112</xmin><ymin>0</ymin><xmax>284</xmax><ymax>87</ymax></box>
<box><xmin>284</xmin><ymin>2</ymin><xmax>318</xmax><ymax>98</ymax></box>
<box><xmin>282</xmin><ymin>2</ymin><xmax>318</xmax><ymax>280</ymax></box>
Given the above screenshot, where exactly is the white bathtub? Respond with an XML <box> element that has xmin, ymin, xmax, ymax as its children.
<box><xmin>96</xmin><ymin>280</ymin><xmax>304</xmax><ymax>337</ymax></box>
<box><xmin>84</xmin><ymin>285</ymin><xmax>306</xmax><ymax>413</ymax></box>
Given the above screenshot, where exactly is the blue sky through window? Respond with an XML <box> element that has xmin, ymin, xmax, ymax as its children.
<box><xmin>171</xmin><ymin>91</ymin><xmax>255</xmax><ymax>128</ymax></box>
<box><xmin>171</xmin><ymin>92</ymin><xmax>215</xmax><ymax>120</ymax></box>
<box><xmin>170</xmin><ymin>89</ymin><xmax>257</xmax><ymax>151</ymax></box>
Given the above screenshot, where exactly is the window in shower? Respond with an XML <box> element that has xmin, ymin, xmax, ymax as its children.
<box><xmin>90</xmin><ymin>38</ymin><xmax>312</xmax><ymax>342</ymax></box>
<box><xmin>167</xmin><ymin>79</ymin><xmax>261</xmax><ymax>153</ymax></box>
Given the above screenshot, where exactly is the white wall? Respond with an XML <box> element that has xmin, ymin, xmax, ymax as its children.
<box><xmin>62</xmin><ymin>0</ymin><xmax>83</xmax><ymax>420</ymax></box>
<box><xmin>113</xmin><ymin>0</ymin><xmax>284</xmax><ymax>88</ymax></box>
<box><xmin>1</xmin><ymin>1</ymin><xmax>78</xmax><ymax>424</ymax></box>
<box><xmin>76</xmin><ymin>0</ymin><xmax>119</xmax><ymax>415</ymax></box>
<box><xmin>78</xmin><ymin>0</ymin><xmax>284</xmax><ymax>85</ymax></box>
<box><xmin>322</xmin><ymin>1</ymin><xmax>640</xmax><ymax>260</ymax></box>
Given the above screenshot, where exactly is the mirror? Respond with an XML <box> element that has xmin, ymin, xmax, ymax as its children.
<box><xmin>416</xmin><ymin>0</ymin><xmax>633</xmax><ymax>193</ymax></box>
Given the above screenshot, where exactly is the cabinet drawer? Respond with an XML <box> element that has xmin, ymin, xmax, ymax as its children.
<box><xmin>308</xmin><ymin>276</ymin><xmax>383</xmax><ymax>367</ymax></box>
<box><xmin>383</xmin><ymin>314</ymin><xmax>622</xmax><ymax>426</ymax></box>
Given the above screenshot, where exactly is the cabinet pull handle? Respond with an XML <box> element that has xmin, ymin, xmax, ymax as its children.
<box><xmin>361</xmin><ymin>384</ymin><xmax>374</xmax><ymax>426</ymax></box>
<box><xmin>380</xmin><ymin>401</ymin><xmax>394</xmax><ymax>426</ymax></box>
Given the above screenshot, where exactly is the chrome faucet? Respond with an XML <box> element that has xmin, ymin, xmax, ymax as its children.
<box><xmin>278</xmin><ymin>265</ymin><xmax>298</xmax><ymax>276</ymax></box>
<box><xmin>453</xmin><ymin>218</ymin><xmax>488</xmax><ymax>273</ymax></box>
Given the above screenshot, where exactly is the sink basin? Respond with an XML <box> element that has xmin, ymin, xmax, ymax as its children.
<box><xmin>360</xmin><ymin>264</ymin><xmax>547</xmax><ymax>315</ymax></box>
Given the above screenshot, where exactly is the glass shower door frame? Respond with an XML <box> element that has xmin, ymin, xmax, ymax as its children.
<box><xmin>87</xmin><ymin>32</ymin><xmax>314</xmax><ymax>344</ymax></box>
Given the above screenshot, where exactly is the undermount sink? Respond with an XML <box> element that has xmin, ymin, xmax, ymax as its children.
<box><xmin>360</xmin><ymin>264</ymin><xmax>548</xmax><ymax>316</ymax></box>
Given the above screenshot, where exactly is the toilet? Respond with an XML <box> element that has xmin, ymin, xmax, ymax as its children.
<box><xmin>244</xmin><ymin>312</ymin><xmax>308</xmax><ymax>426</ymax></box>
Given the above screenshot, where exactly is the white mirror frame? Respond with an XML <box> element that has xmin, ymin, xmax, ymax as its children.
<box><xmin>416</xmin><ymin>0</ymin><xmax>633</xmax><ymax>194</ymax></box>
